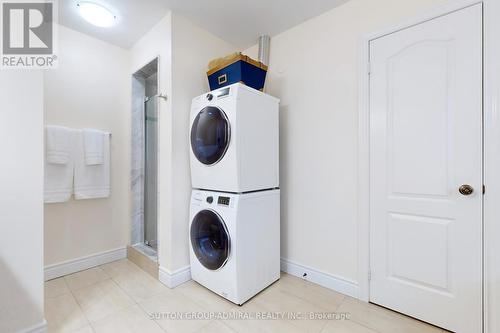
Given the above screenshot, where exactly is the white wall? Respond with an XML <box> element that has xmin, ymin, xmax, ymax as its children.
<box><xmin>169</xmin><ymin>13</ymin><xmax>238</xmax><ymax>271</ymax></box>
<box><xmin>244</xmin><ymin>0</ymin><xmax>448</xmax><ymax>283</ymax></box>
<box><xmin>130</xmin><ymin>13</ymin><xmax>174</xmax><ymax>270</ymax></box>
<box><xmin>0</xmin><ymin>72</ymin><xmax>45</xmax><ymax>332</ymax></box>
<box><xmin>44</xmin><ymin>25</ymin><xmax>131</xmax><ymax>266</ymax></box>
<box><xmin>130</xmin><ymin>12</ymin><xmax>237</xmax><ymax>273</ymax></box>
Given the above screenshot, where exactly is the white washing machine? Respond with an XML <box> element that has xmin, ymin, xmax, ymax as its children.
<box><xmin>189</xmin><ymin>189</ymin><xmax>280</xmax><ymax>305</ymax></box>
<box><xmin>190</xmin><ymin>83</ymin><xmax>280</xmax><ymax>193</ymax></box>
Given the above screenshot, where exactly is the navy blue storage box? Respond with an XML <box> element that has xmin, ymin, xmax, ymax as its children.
<box><xmin>207</xmin><ymin>54</ymin><xmax>268</xmax><ymax>91</ymax></box>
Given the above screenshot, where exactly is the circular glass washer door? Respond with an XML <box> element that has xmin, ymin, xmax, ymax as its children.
<box><xmin>190</xmin><ymin>106</ymin><xmax>230</xmax><ymax>165</ymax></box>
<box><xmin>190</xmin><ymin>209</ymin><xmax>230</xmax><ymax>270</ymax></box>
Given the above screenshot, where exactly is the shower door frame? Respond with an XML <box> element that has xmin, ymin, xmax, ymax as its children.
<box><xmin>143</xmin><ymin>94</ymin><xmax>158</xmax><ymax>250</ymax></box>
<box><xmin>144</xmin><ymin>55</ymin><xmax>160</xmax><ymax>253</ymax></box>
<box><xmin>132</xmin><ymin>55</ymin><xmax>161</xmax><ymax>257</ymax></box>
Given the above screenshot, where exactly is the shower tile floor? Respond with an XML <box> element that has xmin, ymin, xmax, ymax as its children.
<box><xmin>44</xmin><ymin>259</ymin><xmax>449</xmax><ymax>333</ymax></box>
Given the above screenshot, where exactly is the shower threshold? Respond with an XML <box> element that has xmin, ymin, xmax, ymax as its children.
<box><xmin>132</xmin><ymin>243</ymin><xmax>157</xmax><ymax>262</ymax></box>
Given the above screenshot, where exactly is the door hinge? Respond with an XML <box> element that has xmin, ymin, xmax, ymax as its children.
<box><xmin>483</xmin><ymin>185</ymin><xmax>486</xmax><ymax>195</ymax></box>
<box><xmin>368</xmin><ymin>269</ymin><xmax>372</xmax><ymax>281</ymax></box>
<box><xmin>367</xmin><ymin>62</ymin><xmax>371</xmax><ymax>75</ymax></box>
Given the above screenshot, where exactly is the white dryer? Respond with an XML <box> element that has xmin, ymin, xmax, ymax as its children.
<box><xmin>189</xmin><ymin>189</ymin><xmax>280</xmax><ymax>305</ymax></box>
<box><xmin>190</xmin><ymin>83</ymin><xmax>280</xmax><ymax>193</ymax></box>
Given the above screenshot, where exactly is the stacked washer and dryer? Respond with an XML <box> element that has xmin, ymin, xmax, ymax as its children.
<box><xmin>189</xmin><ymin>83</ymin><xmax>280</xmax><ymax>305</ymax></box>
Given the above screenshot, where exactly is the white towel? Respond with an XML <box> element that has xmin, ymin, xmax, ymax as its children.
<box><xmin>46</xmin><ymin>125</ymin><xmax>72</xmax><ymax>164</ymax></box>
<box><xmin>44</xmin><ymin>129</ymin><xmax>75</xmax><ymax>203</ymax></box>
<box><xmin>74</xmin><ymin>130</ymin><xmax>110</xmax><ymax>199</ymax></box>
<box><xmin>83</xmin><ymin>128</ymin><xmax>105</xmax><ymax>165</ymax></box>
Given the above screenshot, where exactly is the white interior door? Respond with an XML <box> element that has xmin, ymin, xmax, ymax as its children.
<box><xmin>369</xmin><ymin>4</ymin><xmax>483</xmax><ymax>332</ymax></box>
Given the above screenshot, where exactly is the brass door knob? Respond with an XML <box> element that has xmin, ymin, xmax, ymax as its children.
<box><xmin>459</xmin><ymin>185</ymin><xmax>474</xmax><ymax>196</ymax></box>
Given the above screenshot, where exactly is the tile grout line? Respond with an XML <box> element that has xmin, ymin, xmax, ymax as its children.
<box><xmin>61</xmin><ymin>274</ymin><xmax>92</xmax><ymax>331</ymax></box>
<box><xmin>234</xmin><ymin>290</ymin><xmax>330</xmax><ymax>333</ymax></box>
<box><xmin>65</xmin><ymin>267</ymin><xmax>114</xmax><ymax>327</ymax></box>
<box><xmin>107</xmin><ymin>260</ymin><xmax>169</xmax><ymax>332</ymax></box>
<box><xmin>333</xmin><ymin>297</ymin><xmax>385</xmax><ymax>333</ymax></box>
<box><xmin>278</xmin><ymin>273</ymin><xmax>348</xmax><ymax>310</ymax></box>
<box><xmin>47</xmin><ymin>260</ymin><xmax>441</xmax><ymax>333</ymax></box>
<box><xmin>103</xmin><ymin>259</ymin><xmax>162</xmax><ymax>304</ymax></box>
<box><xmin>133</xmin><ymin>296</ymin><xmax>169</xmax><ymax>333</ymax></box>
<box><xmin>175</xmin><ymin>282</ymin><xmax>239</xmax><ymax>313</ymax></box>
<box><xmin>171</xmin><ymin>282</ymin><xmax>253</xmax><ymax>332</ymax></box>
<box><xmin>64</xmin><ymin>265</ymin><xmax>132</xmax><ymax>332</ymax></box>
<box><xmin>327</xmin><ymin>292</ymin><xmax>385</xmax><ymax>333</ymax></box>
<box><xmin>250</xmin><ymin>276</ymin><xmax>347</xmax><ymax>333</ymax></box>
<box><xmin>318</xmin><ymin>296</ymin><xmax>360</xmax><ymax>333</ymax></box>
<box><xmin>85</xmin><ymin>264</ymin><xmax>142</xmax><ymax>331</ymax></box>
<box><xmin>129</xmin><ymin>275</ymin><xmax>229</xmax><ymax>333</ymax></box>
<box><xmin>336</xmin><ymin>297</ymin><xmax>442</xmax><ymax>333</ymax></box>
<box><xmin>100</xmin><ymin>264</ymin><xmax>140</xmax><ymax>306</ymax></box>
<box><xmin>217</xmin><ymin>320</ymin><xmax>238</xmax><ymax>333</ymax></box>
<box><xmin>279</xmin><ymin>285</ymin><xmax>346</xmax><ymax>313</ymax></box>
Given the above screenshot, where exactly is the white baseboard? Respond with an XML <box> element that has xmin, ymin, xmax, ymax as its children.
<box><xmin>158</xmin><ymin>265</ymin><xmax>191</xmax><ymax>288</ymax></box>
<box><xmin>159</xmin><ymin>258</ymin><xmax>358</xmax><ymax>298</ymax></box>
<box><xmin>44</xmin><ymin>247</ymin><xmax>127</xmax><ymax>281</ymax></box>
<box><xmin>280</xmin><ymin>258</ymin><xmax>359</xmax><ymax>298</ymax></box>
<box><xmin>17</xmin><ymin>319</ymin><xmax>47</xmax><ymax>333</ymax></box>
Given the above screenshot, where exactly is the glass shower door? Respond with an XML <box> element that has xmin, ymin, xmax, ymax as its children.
<box><xmin>144</xmin><ymin>97</ymin><xmax>158</xmax><ymax>250</ymax></box>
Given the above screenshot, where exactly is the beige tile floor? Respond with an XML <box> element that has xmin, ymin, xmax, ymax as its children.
<box><xmin>44</xmin><ymin>259</ymin><xmax>448</xmax><ymax>333</ymax></box>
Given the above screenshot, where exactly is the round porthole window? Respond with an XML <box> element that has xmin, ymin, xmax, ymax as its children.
<box><xmin>190</xmin><ymin>210</ymin><xmax>230</xmax><ymax>270</ymax></box>
<box><xmin>190</xmin><ymin>106</ymin><xmax>230</xmax><ymax>165</ymax></box>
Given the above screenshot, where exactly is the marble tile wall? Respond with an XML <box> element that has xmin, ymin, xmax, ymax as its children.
<box><xmin>131</xmin><ymin>76</ymin><xmax>145</xmax><ymax>245</ymax></box>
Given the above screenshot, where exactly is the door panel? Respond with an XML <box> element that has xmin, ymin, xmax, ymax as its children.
<box><xmin>388</xmin><ymin>213</ymin><xmax>451</xmax><ymax>292</ymax></box>
<box><xmin>388</xmin><ymin>41</ymin><xmax>450</xmax><ymax>197</ymax></box>
<box><xmin>369</xmin><ymin>4</ymin><xmax>483</xmax><ymax>332</ymax></box>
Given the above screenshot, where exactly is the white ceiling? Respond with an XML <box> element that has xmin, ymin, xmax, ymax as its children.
<box><xmin>165</xmin><ymin>0</ymin><xmax>350</xmax><ymax>48</ymax></box>
<box><xmin>59</xmin><ymin>0</ymin><xmax>350</xmax><ymax>49</ymax></box>
<box><xmin>59</xmin><ymin>0</ymin><xmax>171</xmax><ymax>49</ymax></box>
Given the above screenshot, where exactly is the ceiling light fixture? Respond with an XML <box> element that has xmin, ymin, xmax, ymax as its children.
<box><xmin>77</xmin><ymin>2</ymin><xmax>116</xmax><ymax>28</ymax></box>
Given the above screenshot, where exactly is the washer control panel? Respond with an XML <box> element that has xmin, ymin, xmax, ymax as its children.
<box><xmin>191</xmin><ymin>191</ymin><xmax>234</xmax><ymax>208</ymax></box>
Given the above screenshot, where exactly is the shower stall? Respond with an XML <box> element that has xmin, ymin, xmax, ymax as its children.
<box><xmin>131</xmin><ymin>58</ymin><xmax>159</xmax><ymax>261</ymax></box>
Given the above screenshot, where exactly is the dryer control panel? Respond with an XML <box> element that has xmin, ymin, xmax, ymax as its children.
<box><xmin>217</xmin><ymin>196</ymin><xmax>230</xmax><ymax>206</ymax></box>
